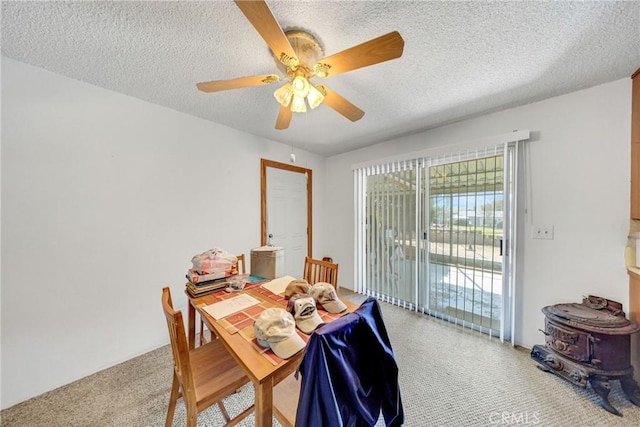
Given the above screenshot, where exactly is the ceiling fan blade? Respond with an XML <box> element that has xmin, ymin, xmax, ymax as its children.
<box><xmin>314</xmin><ymin>31</ymin><xmax>404</xmax><ymax>78</ymax></box>
<box><xmin>275</xmin><ymin>105</ymin><xmax>292</xmax><ymax>130</ymax></box>
<box><xmin>234</xmin><ymin>0</ymin><xmax>299</xmax><ymax>67</ymax></box>
<box><xmin>196</xmin><ymin>74</ymin><xmax>279</xmax><ymax>93</ymax></box>
<box><xmin>318</xmin><ymin>85</ymin><xmax>365</xmax><ymax>122</ymax></box>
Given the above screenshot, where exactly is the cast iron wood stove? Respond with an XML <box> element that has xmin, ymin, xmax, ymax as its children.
<box><xmin>531</xmin><ymin>295</ymin><xmax>640</xmax><ymax>416</ymax></box>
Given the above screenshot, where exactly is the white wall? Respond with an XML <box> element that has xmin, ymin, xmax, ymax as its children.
<box><xmin>0</xmin><ymin>58</ymin><xmax>327</xmax><ymax>409</ymax></box>
<box><xmin>324</xmin><ymin>78</ymin><xmax>632</xmax><ymax>349</ymax></box>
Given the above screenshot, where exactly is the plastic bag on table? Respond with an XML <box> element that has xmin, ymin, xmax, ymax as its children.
<box><xmin>190</xmin><ymin>248</ymin><xmax>238</xmax><ymax>275</ymax></box>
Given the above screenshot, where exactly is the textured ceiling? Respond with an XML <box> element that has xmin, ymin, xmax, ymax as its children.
<box><xmin>2</xmin><ymin>1</ymin><xmax>639</xmax><ymax>156</ymax></box>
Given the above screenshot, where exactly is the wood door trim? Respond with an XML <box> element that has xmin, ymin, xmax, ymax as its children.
<box><xmin>261</xmin><ymin>159</ymin><xmax>313</xmax><ymax>258</ymax></box>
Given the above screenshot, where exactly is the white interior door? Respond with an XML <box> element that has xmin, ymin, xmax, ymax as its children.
<box><xmin>266</xmin><ymin>167</ymin><xmax>308</xmax><ymax>277</ymax></box>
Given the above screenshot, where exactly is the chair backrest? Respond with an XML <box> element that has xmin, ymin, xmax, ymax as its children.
<box><xmin>236</xmin><ymin>253</ymin><xmax>246</xmax><ymax>274</ymax></box>
<box><xmin>161</xmin><ymin>287</ymin><xmax>196</xmax><ymax>401</ymax></box>
<box><xmin>303</xmin><ymin>257</ymin><xmax>339</xmax><ymax>289</ymax></box>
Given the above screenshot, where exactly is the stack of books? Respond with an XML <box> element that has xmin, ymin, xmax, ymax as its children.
<box><xmin>186</xmin><ymin>268</ymin><xmax>235</xmax><ymax>297</ymax></box>
<box><xmin>185</xmin><ymin>276</ymin><xmax>230</xmax><ymax>297</ymax></box>
<box><xmin>186</xmin><ymin>249</ymin><xmax>240</xmax><ymax>297</ymax></box>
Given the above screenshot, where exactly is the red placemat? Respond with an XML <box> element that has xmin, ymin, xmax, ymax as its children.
<box><xmin>201</xmin><ymin>285</ymin><xmax>347</xmax><ymax>365</ymax></box>
<box><xmin>217</xmin><ymin>303</ymin><xmax>269</xmax><ymax>334</ymax></box>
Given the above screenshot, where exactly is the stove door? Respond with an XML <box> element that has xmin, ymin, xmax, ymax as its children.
<box><xmin>545</xmin><ymin>319</ymin><xmax>591</xmax><ymax>363</ymax></box>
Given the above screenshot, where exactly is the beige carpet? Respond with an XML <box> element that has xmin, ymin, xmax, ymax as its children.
<box><xmin>2</xmin><ymin>293</ymin><xmax>639</xmax><ymax>426</ymax></box>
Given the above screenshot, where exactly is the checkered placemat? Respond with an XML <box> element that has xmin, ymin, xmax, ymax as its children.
<box><xmin>200</xmin><ymin>285</ymin><xmax>345</xmax><ymax>365</ymax></box>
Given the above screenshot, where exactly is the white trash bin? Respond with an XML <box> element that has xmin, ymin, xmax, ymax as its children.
<box><xmin>251</xmin><ymin>246</ymin><xmax>285</xmax><ymax>279</ymax></box>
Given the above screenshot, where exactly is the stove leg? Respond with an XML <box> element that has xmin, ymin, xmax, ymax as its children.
<box><xmin>620</xmin><ymin>374</ymin><xmax>640</xmax><ymax>406</ymax></box>
<box><xmin>590</xmin><ymin>375</ymin><xmax>622</xmax><ymax>417</ymax></box>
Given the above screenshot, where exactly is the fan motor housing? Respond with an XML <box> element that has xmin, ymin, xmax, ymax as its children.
<box><xmin>272</xmin><ymin>29</ymin><xmax>324</xmax><ymax>76</ymax></box>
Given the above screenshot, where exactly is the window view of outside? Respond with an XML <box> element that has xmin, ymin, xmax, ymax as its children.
<box><xmin>365</xmin><ymin>156</ymin><xmax>504</xmax><ymax>333</ymax></box>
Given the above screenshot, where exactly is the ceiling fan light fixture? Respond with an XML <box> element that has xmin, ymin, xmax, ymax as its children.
<box><xmin>307</xmin><ymin>84</ymin><xmax>325</xmax><ymax>109</ymax></box>
<box><xmin>274</xmin><ymin>82</ymin><xmax>293</xmax><ymax>106</ymax></box>
<box><xmin>291</xmin><ymin>94</ymin><xmax>307</xmax><ymax>113</ymax></box>
<box><xmin>291</xmin><ymin>75</ymin><xmax>310</xmax><ymax>97</ymax></box>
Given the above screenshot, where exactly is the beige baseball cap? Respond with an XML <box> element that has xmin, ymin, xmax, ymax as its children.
<box><xmin>253</xmin><ymin>308</ymin><xmax>306</xmax><ymax>359</ymax></box>
<box><xmin>286</xmin><ymin>294</ymin><xmax>324</xmax><ymax>334</ymax></box>
<box><xmin>309</xmin><ymin>282</ymin><xmax>347</xmax><ymax>314</ymax></box>
<box><xmin>284</xmin><ymin>279</ymin><xmax>310</xmax><ymax>299</ymax></box>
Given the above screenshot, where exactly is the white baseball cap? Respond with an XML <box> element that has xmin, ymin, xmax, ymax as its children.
<box><xmin>309</xmin><ymin>282</ymin><xmax>347</xmax><ymax>314</ymax></box>
<box><xmin>286</xmin><ymin>294</ymin><xmax>324</xmax><ymax>334</ymax></box>
<box><xmin>253</xmin><ymin>308</ymin><xmax>306</xmax><ymax>359</ymax></box>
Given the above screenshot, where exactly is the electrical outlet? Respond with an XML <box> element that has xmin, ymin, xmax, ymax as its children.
<box><xmin>532</xmin><ymin>225</ymin><xmax>554</xmax><ymax>240</ymax></box>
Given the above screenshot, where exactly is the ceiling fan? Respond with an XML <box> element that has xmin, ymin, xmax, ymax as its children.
<box><xmin>196</xmin><ymin>0</ymin><xmax>405</xmax><ymax>130</ymax></box>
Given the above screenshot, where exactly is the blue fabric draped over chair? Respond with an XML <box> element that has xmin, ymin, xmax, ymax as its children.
<box><xmin>295</xmin><ymin>297</ymin><xmax>404</xmax><ymax>426</ymax></box>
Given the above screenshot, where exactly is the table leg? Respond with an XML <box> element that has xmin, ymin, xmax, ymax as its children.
<box><xmin>188</xmin><ymin>300</ymin><xmax>196</xmax><ymax>350</ymax></box>
<box><xmin>254</xmin><ymin>378</ymin><xmax>274</xmax><ymax>427</ymax></box>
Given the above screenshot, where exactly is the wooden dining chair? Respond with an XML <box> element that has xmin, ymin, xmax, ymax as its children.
<box><xmin>162</xmin><ymin>287</ymin><xmax>253</xmax><ymax>427</ymax></box>
<box><xmin>303</xmin><ymin>257</ymin><xmax>339</xmax><ymax>290</ymax></box>
<box><xmin>199</xmin><ymin>254</ymin><xmax>245</xmax><ymax>346</ymax></box>
<box><xmin>273</xmin><ymin>374</ymin><xmax>301</xmax><ymax>427</ymax></box>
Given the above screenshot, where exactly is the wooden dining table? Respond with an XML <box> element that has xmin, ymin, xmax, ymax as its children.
<box><xmin>186</xmin><ymin>283</ymin><xmax>357</xmax><ymax>426</ymax></box>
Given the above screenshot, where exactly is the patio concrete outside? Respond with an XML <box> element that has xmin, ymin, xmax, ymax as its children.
<box><xmin>366</xmin><ymin>239</ymin><xmax>503</xmax><ymax>329</ymax></box>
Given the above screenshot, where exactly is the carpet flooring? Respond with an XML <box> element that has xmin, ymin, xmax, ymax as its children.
<box><xmin>2</xmin><ymin>292</ymin><xmax>639</xmax><ymax>426</ymax></box>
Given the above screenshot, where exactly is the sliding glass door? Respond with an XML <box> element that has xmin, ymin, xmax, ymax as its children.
<box><xmin>355</xmin><ymin>143</ymin><xmax>519</xmax><ymax>341</ymax></box>
<box><xmin>421</xmin><ymin>155</ymin><xmax>505</xmax><ymax>336</ymax></box>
